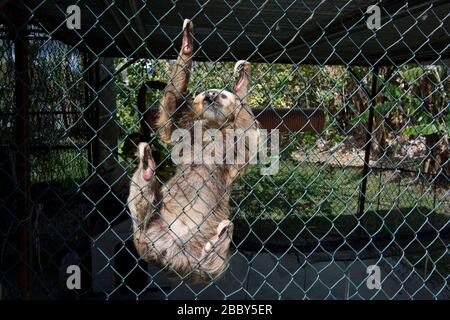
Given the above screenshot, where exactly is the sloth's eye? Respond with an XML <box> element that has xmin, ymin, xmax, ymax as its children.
<box><xmin>220</xmin><ymin>93</ymin><xmax>227</xmax><ymax>100</ymax></box>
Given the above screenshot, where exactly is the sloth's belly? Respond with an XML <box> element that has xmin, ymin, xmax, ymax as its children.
<box><xmin>160</xmin><ymin>165</ymin><xmax>230</xmax><ymax>242</ymax></box>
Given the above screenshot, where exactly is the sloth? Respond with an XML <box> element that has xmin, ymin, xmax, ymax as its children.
<box><xmin>127</xmin><ymin>19</ymin><xmax>258</xmax><ymax>283</ymax></box>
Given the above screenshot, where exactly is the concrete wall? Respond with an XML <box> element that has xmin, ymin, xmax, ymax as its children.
<box><xmin>91</xmin><ymin>220</ymin><xmax>449</xmax><ymax>299</ymax></box>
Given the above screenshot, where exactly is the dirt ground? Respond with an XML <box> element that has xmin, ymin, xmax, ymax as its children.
<box><xmin>293</xmin><ymin>135</ymin><xmax>429</xmax><ymax>170</ymax></box>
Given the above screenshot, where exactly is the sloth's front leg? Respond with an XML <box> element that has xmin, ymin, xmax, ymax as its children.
<box><xmin>157</xmin><ymin>18</ymin><xmax>194</xmax><ymax>143</ymax></box>
<box><xmin>128</xmin><ymin>142</ymin><xmax>158</xmax><ymax>232</ymax></box>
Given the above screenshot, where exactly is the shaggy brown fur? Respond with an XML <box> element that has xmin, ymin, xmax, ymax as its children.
<box><xmin>128</xmin><ymin>19</ymin><xmax>258</xmax><ymax>283</ymax></box>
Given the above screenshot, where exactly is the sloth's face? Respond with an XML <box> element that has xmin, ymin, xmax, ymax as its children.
<box><xmin>192</xmin><ymin>89</ymin><xmax>239</xmax><ymax>126</ymax></box>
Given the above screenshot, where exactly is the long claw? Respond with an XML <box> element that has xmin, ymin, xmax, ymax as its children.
<box><xmin>137</xmin><ymin>143</ymin><xmax>155</xmax><ymax>182</ymax></box>
<box><xmin>138</xmin><ymin>142</ymin><xmax>149</xmax><ymax>160</ymax></box>
<box><xmin>182</xmin><ymin>19</ymin><xmax>194</xmax><ymax>54</ymax></box>
<box><xmin>203</xmin><ymin>220</ymin><xmax>233</xmax><ymax>253</ymax></box>
<box><xmin>233</xmin><ymin>60</ymin><xmax>249</xmax><ymax>77</ymax></box>
<box><xmin>233</xmin><ymin>60</ymin><xmax>250</xmax><ymax>92</ymax></box>
<box><xmin>183</xmin><ymin>19</ymin><xmax>193</xmax><ymax>30</ymax></box>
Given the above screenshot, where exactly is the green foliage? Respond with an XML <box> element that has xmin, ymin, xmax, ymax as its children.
<box><xmin>232</xmin><ymin>161</ymin><xmax>447</xmax><ymax>219</ymax></box>
<box><xmin>402</xmin><ymin>123</ymin><xmax>449</xmax><ymax>136</ymax></box>
<box><xmin>111</xmin><ymin>59</ymin><xmax>447</xmax><ymax>222</ymax></box>
<box><xmin>232</xmin><ymin>161</ymin><xmax>360</xmax><ymax>218</ymax></box>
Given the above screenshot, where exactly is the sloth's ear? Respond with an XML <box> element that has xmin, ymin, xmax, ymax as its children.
<box><xmin>233</xmin><ymin>60</ymin><xmax>250</xmax><ymax>104</ymax></box>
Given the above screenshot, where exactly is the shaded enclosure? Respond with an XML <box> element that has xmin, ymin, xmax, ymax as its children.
<box><xmin>0</xmin><ymin>1</ymin><xmax>448</xmax><ymax>299</ymax></box>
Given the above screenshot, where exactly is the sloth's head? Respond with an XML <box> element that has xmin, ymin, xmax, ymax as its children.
<box><xmin>192</xmin><ymin>89</ymin><xmax>239</xmax><ymax>126</ymax></box>
<box><xmin>191</xmin><ymin>60</ymin><xmax>250</xmax><ymax>128</ymax></box>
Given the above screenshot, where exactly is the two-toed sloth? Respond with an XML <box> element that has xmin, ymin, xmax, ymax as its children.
<box><xmin>128</xmin><ymin>19</ymin><xmax>259</xmax><ymax>283</ymax></box>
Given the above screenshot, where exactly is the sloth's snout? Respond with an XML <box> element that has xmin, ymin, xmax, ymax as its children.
<box><xmin>204</xmin><ymin>90</ymin><xmax>218</xmax><ymax>104</ymax></box>
<box><xmin>204</xmin><ymin>90</ymin><xmax>229</xmax><ymax>111</ymax></box>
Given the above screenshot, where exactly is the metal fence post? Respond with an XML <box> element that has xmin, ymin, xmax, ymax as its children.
<box><xmin>92</xmin><ymin>59</ymin><xmax>101</xmax><ymax>169</ymax></box>
<box><xmin>12</xmin><ymin>13</ymin><xmax>31</xmax><ymax>299</ymax></box>
<box><xmin>357</xmin><ymin>66</ymin><xmax>379</xmax><ymax>221</ymax></box>
<box><xmin>97</xmin><ymin>57</ymin><xmax>118</xmax><ymax>171</ymax></box>
<box><xmin>83</xmin><ymin>53</ymin><xmax>94</xmax><ymax>175</ymax></box>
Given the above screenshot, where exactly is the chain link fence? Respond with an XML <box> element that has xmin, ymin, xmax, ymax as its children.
<box><xmin>0</xmin><ymin>1</ymin><xmax>448</xmax><ymax>299</ymax></box>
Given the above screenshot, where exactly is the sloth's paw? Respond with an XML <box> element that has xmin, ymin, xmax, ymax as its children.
<box><xmin>182</xmin><ymin>19</ymin><xmax>194</xmax><ymax>55</ymax></box>
<box><xmin>183</xmin><ymin>18</ymin><xmax>193</xmax><ymax>31</ymax></box>
<box><xmin>233</xmin><ymin>60</ymin><xmax>250</xmax><ymax>77</ymax></box>
<box><xmin>234</xmin><ymin>60</ymin><xmax>250</xmax><ymax>92</ymax></box>
<box><xmin>203</xmin><ymin>220</ymin><xmax>234</xmax><ymax>253</ymax></box>
<box><xmin>137</xmin><ymin>142</ymin><xmax>155</xmax><ymax>182</ymax></box>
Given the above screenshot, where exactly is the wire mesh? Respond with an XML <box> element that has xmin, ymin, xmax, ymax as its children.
<box><xmin>0</xmin><ymin>1</ymin><xmax>448</xmax><ymax>299</ymax></box>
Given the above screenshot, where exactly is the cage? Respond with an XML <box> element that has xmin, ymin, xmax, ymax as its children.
<box><xmin>0</xmin><ymin>0</ymin><xmax>448</xmax><ymax>300</ymax></box>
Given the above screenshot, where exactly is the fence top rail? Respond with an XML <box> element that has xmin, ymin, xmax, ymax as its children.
<box><xmin>4</xmin><ymin>0</ymin><xmax>449</xmax><ymax>65</ymax></box>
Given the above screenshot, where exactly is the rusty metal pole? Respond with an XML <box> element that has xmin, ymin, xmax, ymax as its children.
<box><xmin>12</xmin><ymin>14</ymin><xmax>31</xmax><ymax>299</ymax></box>
<box><xmin>357</xmin><ymin>66</ymin><xmax>379</xmax><ymax>220</ymax></box>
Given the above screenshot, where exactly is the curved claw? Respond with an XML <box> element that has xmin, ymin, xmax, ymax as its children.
<box><xmin>183</xmin><ymin>18</ymin><xmax>193</xmax><ymax>30</ymax></box>
<box><xmin>203</xmin><ymin>220</ymin><xmax>234</xmax><ymax>253</ymax></box>
<box><xmin>138</xmin><ymin>142</ymin><xmax>149</xmax><ymax>159</ymax></box>
<box><xmin>138</xmin><ymin>142</ymin><xmax>155</xmax><ymax>182</ymax></box>
<box><xmin>234</xmin><ymin>60</ymin><xmax>250</xmax><ymax>77</ymax></box>
<box><xmin>233</xmin><ymin>60</ymin><xmax>251</xmax><ymax>93</ymax></box>
<box><xmin>182</xmin><ymin>19</ymin><xmax>194</xmax><ymax>54</ymax></box>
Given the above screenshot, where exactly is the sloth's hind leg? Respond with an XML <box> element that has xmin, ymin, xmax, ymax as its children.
<box><xmin>197</xmin><ymin>220</ymin><xmax>234</xmax><ymax>279</ymax></box>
